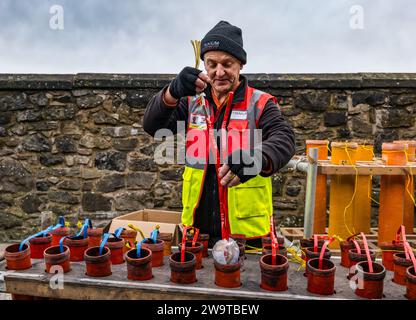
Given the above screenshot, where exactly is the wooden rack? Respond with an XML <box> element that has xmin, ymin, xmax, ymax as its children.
<box><xmin>318</xmin><ymin>159</ymin><xmax>416</xmax><ymax>176</ymax></box>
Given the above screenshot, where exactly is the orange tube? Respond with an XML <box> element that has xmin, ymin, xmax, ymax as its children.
<box><xmin>353</xmin><ymin>143</ymin><xmax>374</xmax><ymax>234</ymax></box>
<box><xmin>328</xmin><ymin>142</ymin><xmax>358</xmax><ymax>248</ymax></box>
<box><xmin>378</xmin><ymin>143</ymin><xmax>407</xmax><ymax>244</ymax></box>
<box><xmin>306</xmin><ymin>140</ymin><xmax>329</xmax><ymax>234</ymax></box>
<box><xmin>393</xmin><ymin>140</ymin><xmax>415</xmax><ymax>162</ymax></box>
<box><xmin>393</xmin><ymin>140</ymin><xmax>416</xmax><ymax>234</ymax></box>
<box><xmin>382</xmin><ymin>142</ymin><xmax>407</xmax><ymax>166</ymax></box>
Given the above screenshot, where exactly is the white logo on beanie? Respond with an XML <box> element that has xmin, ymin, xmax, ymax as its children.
<box><xmin>203</xmin><ymin>40</ymin><xmax>220</xmax><ymax>50</ymax></box>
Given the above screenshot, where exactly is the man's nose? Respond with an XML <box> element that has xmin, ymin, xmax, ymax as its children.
<box><xmin>215</xmin><ymin>65</ymin><xmax>225</xmax><ymax>78</ymax></box>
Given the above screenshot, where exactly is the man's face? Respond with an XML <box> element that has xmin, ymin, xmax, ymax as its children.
<box><xmin>203</xmin><ymin>51</ymin><xmax>242</xmax><ymax>96</ymax></box>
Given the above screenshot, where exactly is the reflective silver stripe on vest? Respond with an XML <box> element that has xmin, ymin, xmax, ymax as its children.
<box><xmin>247</xmin><ymin>89</ymin><xmax>264</xmax><ymax>130</ymax></box>
<box><xmin>185</xmin><ymin>157</ymin><xmax>206</xmax><ymax>170</ymax></box>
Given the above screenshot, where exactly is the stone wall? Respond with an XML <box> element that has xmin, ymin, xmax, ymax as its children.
<box><xmin>0</xmin><ymin>73</ymin><xmax>415</xmax><ymax>241</ymax></box>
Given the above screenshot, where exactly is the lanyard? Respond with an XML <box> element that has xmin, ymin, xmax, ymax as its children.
<box><xmin>201</xmin><ymin>91</ymin><xmax>234</xmax><ymax>240</ymax></box>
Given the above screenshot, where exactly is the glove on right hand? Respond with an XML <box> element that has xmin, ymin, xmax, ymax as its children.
<box><xmin>169</xmin><ymin>67</ymin><xmax>203</xmax><ymax>99</ymax></box>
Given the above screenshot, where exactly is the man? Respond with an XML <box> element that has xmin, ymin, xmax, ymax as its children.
<box><xmin>143</xmin><ymin>21</ymin><xmax>295</xmax><ymax>248</ymax></box>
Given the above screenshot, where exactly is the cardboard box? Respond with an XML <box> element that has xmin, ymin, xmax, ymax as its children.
<box><xmin>106</xmin><ymin>209</ymin><xmax>182</xmax><ymax>246</ymax></box>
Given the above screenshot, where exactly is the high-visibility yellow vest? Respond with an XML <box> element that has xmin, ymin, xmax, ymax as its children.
<box><xmin>182</xmin><ymin>86</ymin><xmax>276</xmax><ymax>239</ymax></box>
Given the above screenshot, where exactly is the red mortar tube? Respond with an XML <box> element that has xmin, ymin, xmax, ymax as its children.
<box><xmin>29</xmin><ymin>234</ymin><xmax>52</xmax><ymax>259</ymax></box>
<box><xmin>126</xmin><ymin>247</ymin><xmax>153</xmax><ymax>281</ymax></box>
<box><xmin>259</xmin><ymin>254</ymin><xmax>289</xmax><ymax>292</ymax></box>
<box><xmin>169</xmin><ymin>251</ymin><xmax>197</xmax><ymax>284</ymax></box>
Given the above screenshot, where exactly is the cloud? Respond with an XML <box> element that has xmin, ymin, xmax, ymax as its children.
<box><xmin>0</xmin><ymin>0</ymin><xmax>415</xmax><ymax>73</ymax></box>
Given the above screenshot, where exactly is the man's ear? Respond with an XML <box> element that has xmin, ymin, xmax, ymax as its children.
<box><xmin>240</xmin><ymin>63</ymin><xmax>243</xmax><ymax>71</ymax></box>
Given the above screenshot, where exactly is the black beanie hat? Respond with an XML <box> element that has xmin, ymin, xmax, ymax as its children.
<box><xmin>200</xmin><ymin>20</ymin><xmax>247</xmax><ymax>65</ymax></box>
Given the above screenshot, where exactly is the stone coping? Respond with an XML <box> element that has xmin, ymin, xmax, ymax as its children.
<box><xmin>1</xmin><ymin>73</ymin><xmax>416</xmax><ymax>90</ymax></box>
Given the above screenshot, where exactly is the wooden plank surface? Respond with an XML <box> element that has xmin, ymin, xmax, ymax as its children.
<box><xmin>0</xmin><ymin>249</ymin><xmax>408</xmax><ymax>300</ymax></box>
<box><xmin>317</xmin><ymin>160</ymin><xmax>416</xmax><ymax>175</ymax></box>
<box><xmin>281</xmin><ymin>227</ymin><xmax>416</xmax><ymax>242</ymax></box>
<box><xmin>281</xmin><ymin>227</ymin><xmax>416</xmax><ymax>239</ymax></box>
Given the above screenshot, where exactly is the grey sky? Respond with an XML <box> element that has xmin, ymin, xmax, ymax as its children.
<box><xmin>0</xmin><ymin>0</ymin><xmax>415</xmax><ymax>73</ymax></box>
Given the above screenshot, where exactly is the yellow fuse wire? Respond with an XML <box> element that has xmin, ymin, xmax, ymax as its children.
<box><xmin>342</xmin><ymin>145</ymin><xmax>358</xmax><ymax>236</ymax></box>
<box><xmin>245</xmin><ymin>244</ymin><xmax>262</xmax><ymax>253</ymax></box>
<box><xmin>127</xmin><ymin>223</ymin><xmax>145</xmax><ymax>240</ymax></box>
<box><xmin>404</xmin><ymin>149</ymin><xmax>416</xmax><ymax>206</ymax></box>
<box><xmin>287</xmin><ymin>247</ymin><xmax>306</xmax><ymax>271</ymax></box>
